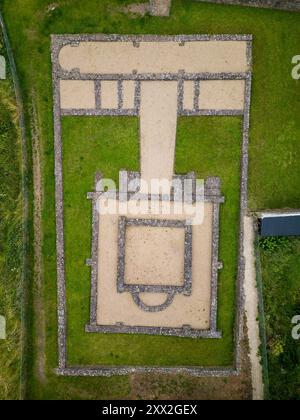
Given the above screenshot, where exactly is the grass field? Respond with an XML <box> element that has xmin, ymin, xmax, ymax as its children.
<box><xmin>259</xmin><ymin>237</ymin><xmax>300</xmax><ymax>400</ymax></box>
<box><xmin>62</xmin><ymin>116</ymin><xmax>240</xmax><ymax>367</ymax></box>
<box><xmin>0</xmin><ymin>34</ymin><xmax>22</xmax><ymax>400</ymax></box>
<box><xmin>0</xmin><ymin>0</ymin><xmax>299</xmax><ymax>399</ymax></box>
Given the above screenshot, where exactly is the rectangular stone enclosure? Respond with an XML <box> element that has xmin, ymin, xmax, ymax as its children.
<box><xmin>51</xmin><ymin>34</ymin><xmax>252</xmax><ymax>375</ymax></box>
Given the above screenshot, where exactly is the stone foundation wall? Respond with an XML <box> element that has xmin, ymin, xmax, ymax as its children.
<box><xmin>196</xmin><ymin>0</ymin><xmax>300</xmax><ymax>12</ymax></box>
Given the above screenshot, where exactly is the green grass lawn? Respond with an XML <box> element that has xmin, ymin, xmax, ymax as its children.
<box><xmin>259</xmin><ymin>237</ymin><xmax>300</xmax><ymax>400</ymax></box>
<box><xmin>1</xmin><ymin>0</ymin><xmax>300</xmax><ymax>399</ymax></box>
<box><xmin>0</xmin><ymin>34</ymin><xmax>22</xmax><ymax>400</ymax></box>
<box><xmin>62</xmin><ymin>116</ymin><xmax>240</xmax><ymax>367</ymax></box>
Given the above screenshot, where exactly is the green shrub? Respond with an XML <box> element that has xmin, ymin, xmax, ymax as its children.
<box><xmin>260</xmin><ymin>238</ymin><xmax>300</xmax><ymax>400</ymax></box>
<box><xmin>259</xmin><ymin>236</ymin><xmax>292</xmax><ymax>253</ymax></box>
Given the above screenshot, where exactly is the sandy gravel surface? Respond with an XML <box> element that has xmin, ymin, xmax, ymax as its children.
<box><xmin>140</xmin><ymin>81</ymin><xmax>178</xmax><ymax>188</ymax></box>
<box><xmin>60</xmin><ymin>80</ymin><xmax>95</xmax><ymax>109</ymax></box>
<box><xmin>123</xmin><ymin>81</ymin><xmax>136</xmax><ymax>109</ymax></box>
<box><xmin>59</xmin><ymin>41</ymin><xmax>249</xmax><ymax>74</ymax></box>
<box><xmin>125</xmin><ymin>225</ymin><xmax>185</xmax><ymax>286</ymax></box>
<box><xmin>200</xmin><ymin>80</ymin><xmax>245</xmax><ymax>110</ymax></box>
<box><xmin>183</xmin><ymin>81</ymin><xmax>195</xmax><ymax>110</ymax></box>
<box><xmin>244</xmin><ymin>216</ymin><xmax>264</xmax><ymax>400</ymax></box>
<box><xmin>101</xmin><ymin>81</ymin><xmax>118</xmax><ymax>109</ymax></box>
<box><xmin>97</xmin><ymin>199</ymin><xmax>212</xmax><ymax>329</ymax></box>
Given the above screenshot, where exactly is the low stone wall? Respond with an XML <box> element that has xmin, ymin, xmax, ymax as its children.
<box><xmin>196</xmin><ymin>0</ymin><xmax>300</xmax><ymax>12</ymax></box>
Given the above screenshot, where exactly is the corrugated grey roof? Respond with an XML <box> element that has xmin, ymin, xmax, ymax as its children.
<box><xmin>260</xmin><ymin>215</ymin><xmax>300</xmax><ymax>237</ymax></box>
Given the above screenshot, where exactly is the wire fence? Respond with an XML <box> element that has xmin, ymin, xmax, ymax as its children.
<box><xmin>0</xmin><ymin>10</ymin><xmax>30</xmax><ymax>401</ymax></box>
<box><xmin>254</xmin><ymin>233</ymin><xmax>270</xmax><ymax>400</ymax></box>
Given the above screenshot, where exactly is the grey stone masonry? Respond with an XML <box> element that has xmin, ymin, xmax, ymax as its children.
<box><xmin>86</xmin><ymin>172</ymin><xmax>101</xmax><ymax>325</ymax></box>
<box><xmin>56</xmin><ymin>365</ymin><xmax>236</xmax><ymax>378</ymax></box>
<box><xmin>196</xmin><ymin>0</ymin><xmax>300</xmax><ymax>12</ymax></box>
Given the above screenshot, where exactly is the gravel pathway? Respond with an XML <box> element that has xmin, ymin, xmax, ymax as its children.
<box><xmin>244</xmin><ymin>216</ymin><xmax>264</xmax><ymax>400</ymax></box>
